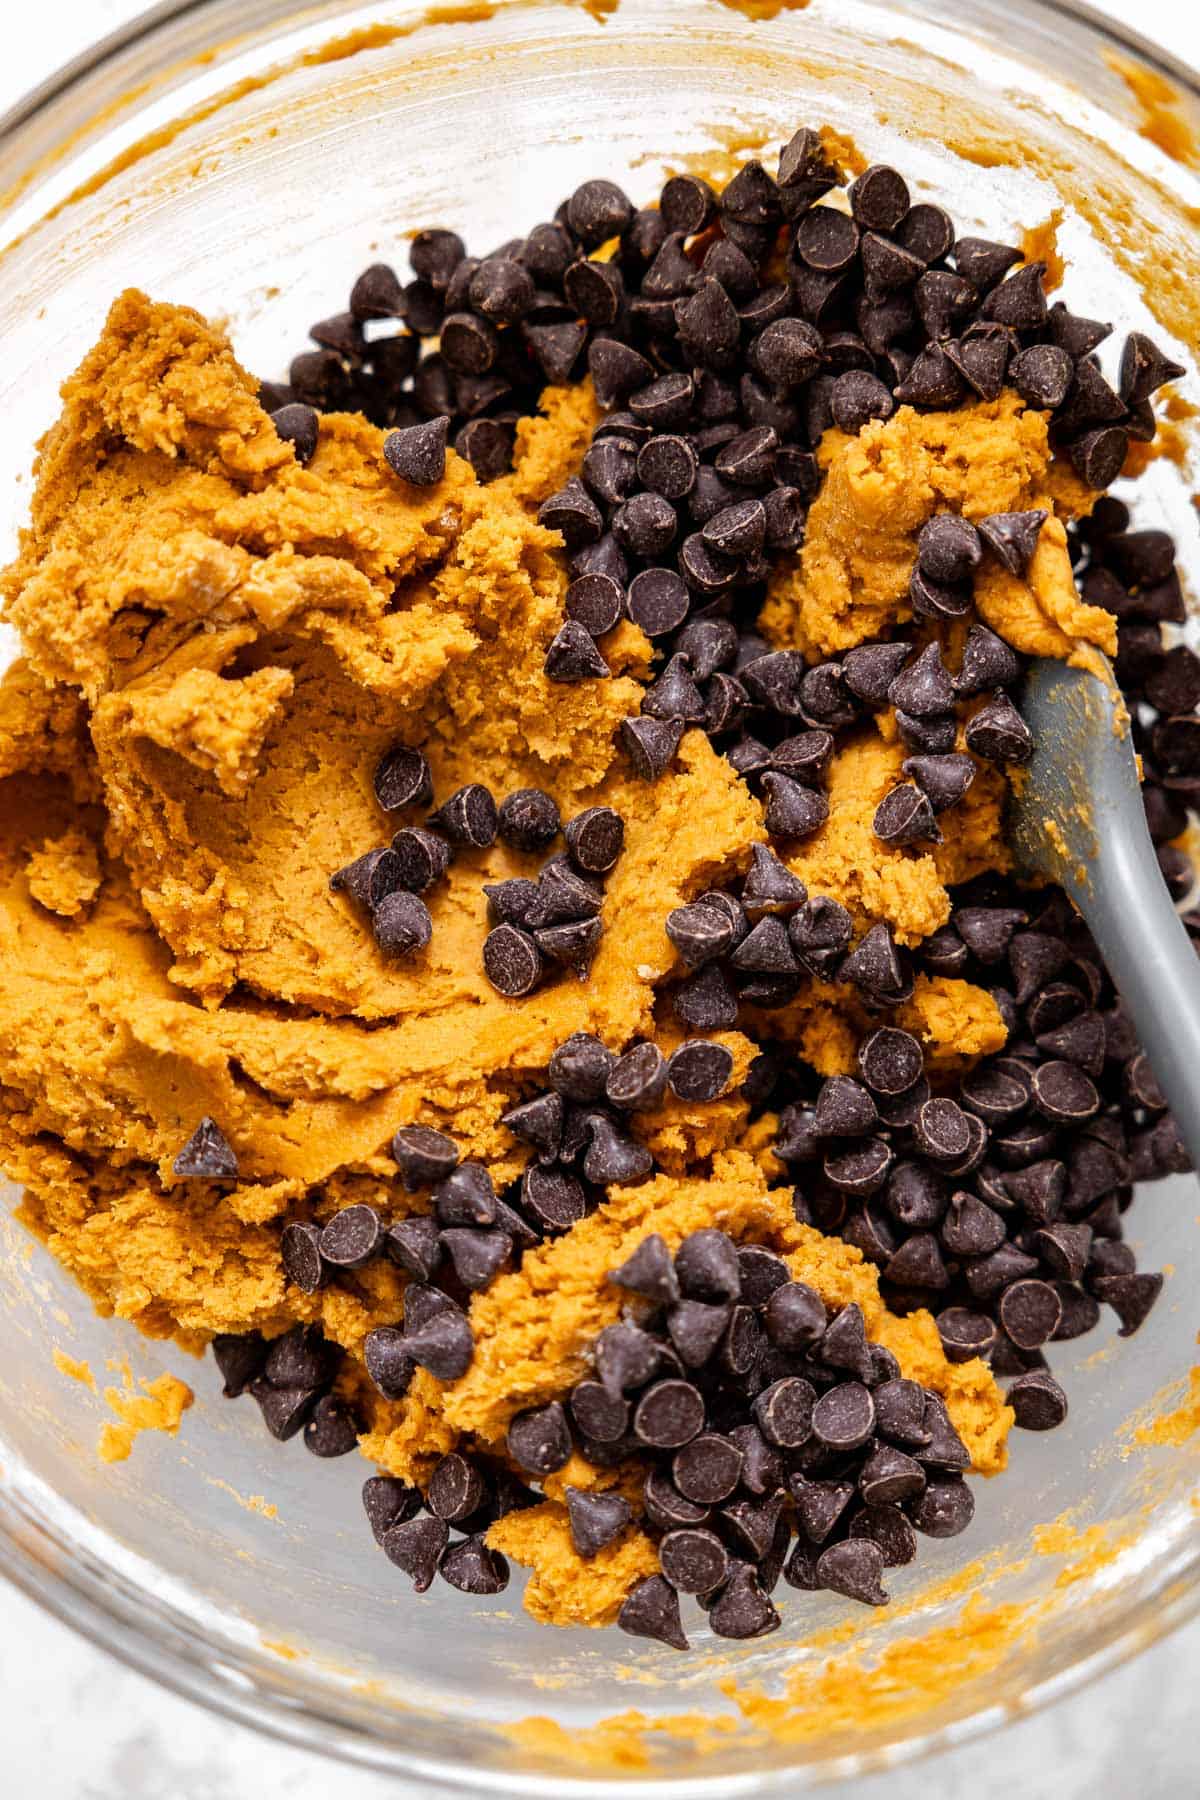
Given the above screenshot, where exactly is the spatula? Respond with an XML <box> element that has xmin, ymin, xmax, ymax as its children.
<box><xmin>1010</xmin><ymin>655</ymin><xmax>1200</xmax><ymax>1168</ymax></box>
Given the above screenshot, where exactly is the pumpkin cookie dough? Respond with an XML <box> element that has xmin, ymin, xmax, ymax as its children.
<box><xmin>0</xmin><ymin>116</ymin><xmax>1190</xmax><ymax>1649</ymax></box>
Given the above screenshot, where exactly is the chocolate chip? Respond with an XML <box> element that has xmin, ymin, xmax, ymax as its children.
<box><xmin>391</xmin><ymin>1125</ymin><xmax>459</xmax><ymax>1192</ymax></box>
<box><xmin>814</xmin><ymin>1077</ymin><xmax>878</xmax><ymax>1140</ymax></box>
<box><xmin>996</xmin><ymin>1277</ymin><xmax>1063</xmax><ymax>1351</ymax></box>
<box><xmin>391</xmin><ymin>828</ymin><xmax>451</xmax><ymax>894</ymax></box>
<box><xmin>571</xmin><ymin>1378</ymin><xmax>629</xmax><ymax>1444</ymax></box>
<box><xmin>526</xmin><ymin>320</ymin><xmax>588</xmax><ymax>383</ymax></box>
<box><xmin>674</xmin><ymin>962</ymin><xmax>739</xmax><ymax>1031</ymax></box>
<box><xmin>1070</xmin><ymin>426</ymin><xmax>1129</xmax><ymax>489</ymax></box>
<box><xmin>893</xmin><ymin>343</ymin><xmax>966</xmax><ymax>408</ymax></box>
<box><xmin>363</xmin><ymin>1326</ymin><xmax>415</xmax><ymax>1401</ymax></box>
<box><xmin>430</xmin><ymin>784</ymin><xmax>497</xmax><ymax>850</ymax></box>
<box><xmin>174</xmin><ymin>1117</ymin><xmax>238</xmax><ymax>1181</ymax></box>
<box><xmin>871</xmin><ymin>1378</ymin><xmax>932</xmax><ymax>1449</ymax></box>
<box><xmin>440</xmin><ymin>1535</ymin><xmax>510</xmax><ymax>1595</ymax></box>
<box><xmin>945</xmin><ymin>333</ymin><xmax>1009</xmax><ymax>401</ymax></box>
<box><xmin>608</xmin><ymin>1235</ymin><xmax>680</xmax><ymax>1310</ymax></box>
<box><xmin>670</xmin><ymin>1229</ymin><xmax>738</xmax><ymax>1303</ymax></box>
<box><xmin>816</xmin><ymin>1538</ymin><xmax>888</xmax><ymax>1606</ymax></box>
<box><xmin>277</xmin><ymin>1221</ymin><xmax>324</xmax><ymax>1294</ymax></box>
<box><xmin>709</xmin><ymin>1563</ymin><xmax>782</xmax><ymax>1639</ymax></box>
<box><xmin>874</xmin><ymin>782</ymin><xmax>940</xmax><ymax>845</ymax></box>
<box><xmin>619</xmin><ymin>714</ymin><xmax>685</xmax><ymax>782</ymax></box>
<box><xmin>789</xmin><ymin>895</ymin><xmax>853</xmax><ymax>978</ymax></box>
<box><xmin>314</xmin><ymin>1203</ymin><xmax>380</xmax><ymax>1272</ymax></box>
<box><xmin>379</xmin><ymin>1515</ymin><xmax>448</xmax><ymax>1592</ymax></box>
<box><xmin>632</xmin><ymin>1378</ymin><xmax>706</xmax><ymax>1449</ymax></box>
<box><xmin>715</xmin><ymin>425</ymin><xmax>778</xmax><ymax>488</ymax></box>
<box><xmin>1031</xmin><ymin>1060</ymin><xmax>1100</xmax><ymax>1124</ymax></box>
<box><xmin>668</xmin><ymin>1298</ymin><xmax>732</xmax><ymax>1367</ymax></box>
<box><xmin>977</xmin><ymin>509</ymin><xmax>1048</xmax><ymax>577</ymax></box>
<box><xmin>849</xmin><ymin>163</ymin><xmax>910</xmax><ymax>231</ymax></box>
<box><xmin>1119</xmin><ymin>330</ymin><xmax>1186</xmax><ymax>405</ymax></box>
<box><xmin>301</xmin><ymin>1404</ymin><xmax>361</xmax><ymax>1469</ymax></box>
<box><xmin>384</xmin><ymin>416</ymin><xmax>448</xmax><ymax>486</ymax></box>
<box><xmin>964</xmin><ymin>692</ymin><xmax>1034</xmax><ymax>765</ymax></box>
<box><xmin>672</xmin><ymin>1431</ymin><xmax>743</xmax><ymax>1505</ymax></box>
<box><xmin>752</xmin><ymin>1376</ymin><xmax>816</xmax><ymax>1449</ymax></box>
<box><xmin>889</xmin><ymin>644</ymin><xmax>954</xmax><ymax>717</ymax></box>
<box><xmin>583</xmin><ymin>1116</ymin><xmax>654</xmax><ymax>1186</ymax></box>
<box><xmin>567</xmin><ymin>176</ymin><xmax>633</xmax><ymax>247</ymax></box>
<box><xmin>384</xmin><ymin>1217</ymin><xmax>442</xmax><ymax>1283</ymax></box>
<box><xmin>917</xmin><ymin>514</ymin><xmax>983</xmax><ymax>586</ymax></box>
<box><xmin>830</xmin><ymin>370</ymin><xmax>895</xmax><ymax>434</ymax></box>
<box><xmin>895</xmin><ymin>201</ymin><xmax>954</xmax><ymax>263</ymax></box>
<box><xmin>667</xmin><ymin>1040</ymin><xmax>735</xmax><ymax>1102</ymax></box>
<box><xmin>212</xmin><ymin>1333</ymin><xmax>268</xmax><ymax>1399</ymax></box>
<box><xmin>1091</xmin><ymin>1271</ymin><xmax>1164</xmax><ymax>1335</ymax></box>
<box><xmin>271</xmin><ymin>402</ymin><xmax>319</xmax><ymax>465</ymax></box>
<box><xmin>812</xmin><ymin>1382</ymin><xmax>876</xmax><ymax>1451</ymax></box>
<box><xmin>885</xmin><ymin>1232</ymin><xmax>949</xmax><ymax>1290</ymax></box>
<box><xmin>434</xmin><ymin>1161</ymin><xmax>497</xmax><ymax>1227</ymax></box>
<box><xmin>544</xmin><ymin>619</ymin><xmax>611</xmax><ymax>683</ymax></box>
<box><xmin>1007</xmin><ymin>1369</ymin><xmax>1069</xmax><ymax>1430</ymax></box>
<box><xmin>762</xmin><ymin>771</ymin><xmax>829</xmax><ymax>839</ymax></box>
<box><xmin>426</xmin><ymin>1452</ymin><xmax>486</xmax><ymax>1524</ymax></box>
<box><xmin>618</xmin><ymin>1574</ymin><xmax>689</xmax><ymax>1651</ymax></box>
<box><xmin>362</xmin><ymin>1475</ymin><xmax>422</xmax><ymax>1543</ymax></box>
<box><xmin>372</xmin><ymin>891</ymin><xmax>433</xmax><ymax>957</ymax></box>
<box><xmin>506</xmin><ymin>1401</ymin><xmax>572</xmax><ymax>1476</ymax></box>
<box><xmin>441</xmin><ymin>1227</ymin><xmax>512</xmax><ymax>1291</ymax></box>
<box><xmin>406</xmin><ymin>1308</ymin><xmax>475</xmax><ymax>1382</ymax></box>
<box><xmin>764</xmin><ymin>1281</ymin><xmax>827</xmax><ymax>1350</ymax></box>
<box><xmin>842</xmin><ymin>922</ymin><xmax>911</xmax><ymax>1004</ymax></box>
<box><xmin>516</xmin><ymin>1165</ymin><xmax>583</xmax><ymax>1235</ymax></box>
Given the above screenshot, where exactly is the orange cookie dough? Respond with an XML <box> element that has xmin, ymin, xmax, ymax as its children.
<box><xmin>0</xmin><ymin>291</ymin><xmax>1075</xmax><ymax>1632</ymax></box>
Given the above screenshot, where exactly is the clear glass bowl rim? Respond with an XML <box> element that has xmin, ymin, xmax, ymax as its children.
<box><xmin>0</xmin><ymin>0</ymin><xmax>1197</xmax><ymax>1792</ymax></box>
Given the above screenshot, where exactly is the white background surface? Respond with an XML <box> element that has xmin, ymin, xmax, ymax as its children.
<box><xmin>1</xmin><ymin>2</ymin><xmax>1198</xmax><ymax>1796</ymax></box>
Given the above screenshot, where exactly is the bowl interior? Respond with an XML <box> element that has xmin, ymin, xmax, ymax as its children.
<box><xmin>0</xmin><ymin>0</ymin><xmax>1198</xmax><ymax>1790</ymax></box>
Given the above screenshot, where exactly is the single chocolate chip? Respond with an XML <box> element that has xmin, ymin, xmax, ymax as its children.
<box><xmin>549</xmin><ymin>1032</ymin><xmax>614</xmax><ymax>1101</ymax></box>
<box><xmin>568</xmin><ymin>177</ymin><xmax>634</xmax><ymax>247</ymax></box>
<box><xmin>812</xmin><ymin>1382</ymin><xmax>876</xmax><ymax>1451</ymax></box>
<box><xmin>1091</xmin><ymin>1271</ymin><xmax>1164</xmax><ymax>1335</ymax></box>
<box><xmin>673</xmin><ymin>1432</ymin><xmax>744</xmax><ymax>1506</ymax></box>
<box><xmin>715</xmin><ymin>425</ymin><xmax>778</xmax><ymax>488</ymax></box>
<box><xmin>518</xmin><ymin>1164</ymin><xmax>584</xmax><ymax>1233</ymax></box>
<box><xmin>674</xmin><ymin>962</ymin><xmax>739</xmax><ymax>1031</ymax></box>
<box><xmin>571</xmin><ymin>1380</ymin><xmax>629</xmax><ymax>1444</ymax></box>
<box><xmin>675</xmin><ymin>1228</ymin><xmax>741</xmax><ymax>1302</ymax></box>
<box><xmin>978</xmin><ymin>509</ymin><xmax>1048</xmax><ymax>575</ymax></box>
<box><xmin>668</xmin><ymin>1298</ymin><xmax>732</xmax><ymax>1368</ymax></box>
<box><xmin>493</xmin><ymin>792</ymin><xmax>558</xmax><ymax>858</ymax></box>
<box><xmin>618</xmin><ymin>1574</ymin><xmax>689</xmax><ymax>1651</ymax></box>
<box><xmin>709</xmin><ymin>1564</ymin><xmax>782</xmax><ymax>1639</ymax></box>
<box><xmin>363</xmin><ymin>1326</ymin><xmax>415</xmax><ymax>1401</ymax></box>
<box><xmin>362</xmin><ymin>1475</ymin><xmax>422</xmax><ymax>1543</ymax></box>
<box><xmin>667</xmin><ymin>1040</ymin><xmax>734</xmax><ymax>1102</ymax></box>
<box><xmin>817</xmin><ymin>1538</ymin><xmax>888</xmax><ymax>1606</ymax></box>
<box><xmin>1069</xmin><ymin>426</ymin><xmax>1129</xmax><ymax>489</ymax></box>
<box><xmin>620</xmin><ymin>714</ymin><xmax>685</xmax><ymax>781</ymax></box>
<box><xmin>583</xmin><ymin>1116</ymin><xmax>654</xmax><ymax>1186</ymax></box>
<box><xmin>440</xmin><ymin>1535</ymin><xmax>509</xmax><ymax>1595</ymax></box>
<box><xmin>350</xmin><ymin>260</ymin><xmax>406</xmax><ymax>319</ymax></box>
<box><xmin>762</xmin><ymin>771</ymin><xmax>829</xmax><ymax>840</ymax></box>
<box><xmin>609</xmin><ymin>1232</ymin><xmax>680</xmax><ymax>1306</ymax></box>
<box><xmin>655</xmin><ymin>1527</ymin><xmax>728</xmax><ymax>1597</ymax></box>
<box><xmin>174</xmin><ymin>1117</ymin><xmax>238</xmax><ymax>1181</ymax></box>
<box><xmin>998</xmin><ymin>1278</ymin><xmax>1063</xmax><ymax>1350</ymax></box>
<box><xmin>764</xmin><ymin>1281</ymin><xmax>827</xmax><ymax>1349</ymax></box>
<box><xmin>945</xmin><ymin>333</ymin><xmax>1009</xmax><ymax>401</ymax></box>
<box><xmin>789</xmin><ymin>895</ymin><xmax>853</xmax><ymax>977</ymax></box>
<box><xmin>754</xmin><ymin>1376</ymin><xmax>817</xmax><ymax>1448</ymax></box>
<box><xmin>563</xmin><ymin>572</ymin><xmax>624</xmax><ymax>638</ymax></box>
<box><xmin>428</xmin><ymin>1452</ymin><xmax>487</xmax><ymax>1524</ymax></box>
<box><xmin>383</xmin><ymin>1516</ymin><xmax>448</xmax><ymax>1592</ymax></box>
<box><xmin>895</xmin><ymin>710</ymin><xmax>956</xmax><ymax>754</ymax></box>
<box><xmin>280</xmin><ymin>1221</ymin><xmax>327</xmax><ymax>1294</ymax></box>
<box><xmin>595</xmin><ymin>1322</ymin><xmax>660</xmax><ymax>1399</ymax></box>
<box><xmin>212</xmin><ymin>1333</ymin><xmax>268</xmax><ymax>1399</ymax></box>
<box><xmin>965</xmin><ymin>692</ymin><xmax>1034</xmax><ymax>765</ymax></box>
<box><xmin>562</xmin><ymin>806</ymin><xmax>624</xmax><ymax>877</ymax></box>
<box><xmin>842</xmin><ymin>642</ymin><xmax>911</xmax><ymax>708</ymax></box>
<box><xmin>429</xmin><ymin>784</ymin><xmax>497</xmax><ymax>850</ymax></box>
<box><xmin>271</xmin><ymin>402</ymin><xmax>320</xmax><ymax>465</ymax></box>
<box><xmin>391</xmin><ymin>1125</ymin><xmax>459</xmax><ymax>1191</ymax></box>
<box><xmin>384</xmin><ymin>416</ymin><xmax>449</xmax><ymax>486</ymax></box>
<box><xmin>544</xmin><ymin>620</ymin><xmax>611</xmax><ymax>682</ymax></box>
<box><xmin>849</xmin><ymin>163</ymin><xmax>910</xmax><ymax>231</ymax></box>
<box><xmin>935</xmin><ymin>1306</ymin><xmax>998</xmax><ymax>1364</ymax></box>
<box><xmin>795</xmin><ymin>204</ymin><xmax>861</xmax><ymax>272</ymax></box>
<box><xmin>918</xmin><ymin>514</ymin><xmax>983</xmax><ymax>585</ymax></box>
<box><xmin>561</xmin><ymin>1487</ymin><xmax>632</xmax><ymax>1562</ymax></box>
<box><xmin>633</xmin><ymin>1378</ymin><xmax>706</xmax><ymax>1449</ymax></box>
<box><xmin>1008</xmin><ymin>1369</ymin><xmax>1069</xmax><ymax>1430</ymax></box>
<box><xmin>820</xmin><ymin>1302</ymin><xmax>875</xmax><ymax>1382</ymax></box>
<box><xmin>642</xmin><ymin>652</ymin><xmax>707</xmax><ymax>721</ymax></box>
<box><xmin>941</xmin><ymin>1190</ymin><xmax>1006</xmax><ymax>1257</ymax></box>
<box><xmin>889</xmin><ymin>644</ymin><xmax>955</xmax><ymax>717</ymax></box>
<box><xmin>1119</xmin><ymin>330</ymin><xmax>1186</xmax><ymax>405</ymax></box>
<box><xmin>873</xmin><ymin>1378</ymin><xmax>933</xmax><ymax>1449</ymax></box>
<box><xmin>440</xmin><ymin>1227</ymin><xmax>511</xmax><ymax>1290</ymax></box>
<box><xmin>842</xmin><ymin>922</ymin><xmax>911</xmax><ymax>1004</ymax></box>
<box><xmin>391</xmin><ymin>827</ymin><xmax>451</xmax><ymax>894</ymax></box>
<box><xmin>502</xmin><ymin>1092</ymin><xmax>564</xmax><ymax>1165</ymax></box>
<box><xmin>896</xmin><ymin>201</ymin><xmax>954</xmax><ymax>262</ymax></box>
<box><xmin>831</xmin><ymin>370</ymin><xmax>895</xmax><ymax>433</ymax></box>
<box><xmin>911</xmin><ymin>1476</ymin><xmax>975</xmax><ymax>1539</ymax></box>
<box><xmin>376</xmin><ymin>745</ymin><xmax>437</xmax><ymax>817</ymax></box>
<box><xmin>874</xmin><ymin>782</ymin><xmax>940</xmax><ymax>846</ymax></box>
<box><xmin>525</xmin><ymin>320</ymin><xmax>587</xmax><ymax>384</ymax></box>
<box><xmin>857</xmin><ymin>1027</ymin><xmax>923</xmax><ymax>1098</ymax></box>
<box><xmin>1031</xmin><ymin>1060</ymin><xmax>1100</xmax><ymax>1124</ymax></box>
<box><xmin>507</xmin><ymin>1402</ymin><xmax>572</xmax><ymax>1476</ymax></box>
<box><xmin>372</xmin><ymin>891</ymin><xmax>432</xmax><ymax>957</ymax></box>
<box><xmin>915</xmin><ymin>269</ymin><xmax>976</xmax><ymax>339</ymax></box>
<box><xmin>407</xmin><ymin>1308</ymin><xmax>475</xmax><ymax>1382</ymax></box>
<box><xmin>318</xmin><ymin>1204</ymin><xmax>382</xmax><ymax>1271</ymax></box>
<box><xmin>885</xmin><ymin>1231</ymin><xmax>949</xmax><ymax>1290</ymax></box>
<box><xmin>893</xmin><ymin>343</ymin><xmax>966</xmax><ymax>408</ymax></box>
<box><xmin>815</xmin><ymin>1076</ymin><xmax>878</xmax><ymax>1139</ymax></box>
<box><xmin>434</xmin><ymin>1161</ymin><xmax>497</xmax><ymax>1227</ymax></box>
<box><xmin>385</xmin><ymin>1216</ymin><xmax>442</xmax><ymax>1283</ymax></box>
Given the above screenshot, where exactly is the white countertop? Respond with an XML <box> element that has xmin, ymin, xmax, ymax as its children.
<box><xmin>2</xmin><ymin>3</ymin><xmax>1198</xmax><ymax>1796</ymax></box>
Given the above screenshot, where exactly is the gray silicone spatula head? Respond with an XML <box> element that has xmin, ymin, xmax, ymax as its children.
<box><xmin>1011</xmin><ymin>655</ymin><xmax>1200</xmax><ymax>1167</ymax></box>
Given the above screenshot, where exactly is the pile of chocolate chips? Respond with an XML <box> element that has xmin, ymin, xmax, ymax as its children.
<box><xmin>200</xmin><ymin>123</ymin><xmax>1197</xmax><ymax>1643</ymax></box>
<box><xmin>539</xmin><ymin>1227</ymin><xmax>975</xmax><ymax>1648</ymax></box>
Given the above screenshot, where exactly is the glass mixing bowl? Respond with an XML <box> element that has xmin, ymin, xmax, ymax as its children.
<box><xmin>0</xmin><ymin>0</ymin><xmax>1198</xmax><ymax>1791</ymax></box>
